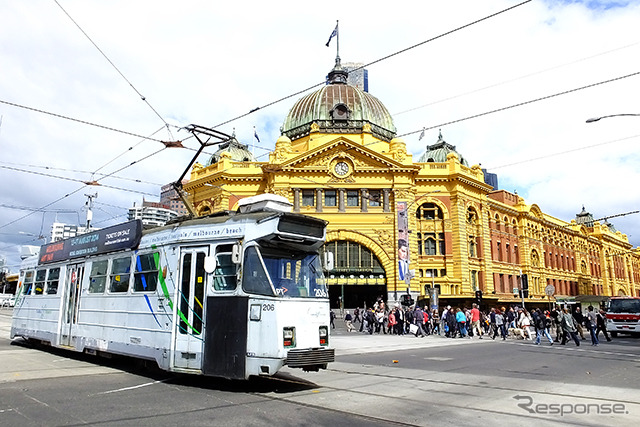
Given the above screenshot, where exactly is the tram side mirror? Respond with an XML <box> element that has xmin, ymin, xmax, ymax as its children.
<box><xmin>231</xmin><ymin>244</ymin><xmax>241</xmax><ymax>264</ymax></box>
<box><xmin>204</xmin><ymin>256</ymin><xmax>216</xmax><ymax>274</ymax></box>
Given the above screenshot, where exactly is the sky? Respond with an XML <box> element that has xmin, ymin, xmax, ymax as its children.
<box><xmin>1</xmin><ymin>0</ymin><xmax>639</xmax><ymax>271</ymax></box>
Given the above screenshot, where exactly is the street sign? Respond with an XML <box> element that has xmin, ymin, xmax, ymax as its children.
<box><xmin>544</xmin><ymin>284</ymin><xmax>555</xmax><ymax>296</ymax></box>
<box><xmin>513</xmin><ymin>288</ymin><xmax>519</xmax><ymax>294</ymax></box>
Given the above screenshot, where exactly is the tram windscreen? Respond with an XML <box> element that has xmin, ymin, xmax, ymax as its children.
<box><xmin>242</xmin><ymin>245</ymin><xmax>328</xmax><ymax>298</ymax></box>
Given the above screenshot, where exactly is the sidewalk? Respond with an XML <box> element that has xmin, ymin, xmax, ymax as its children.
<box><xmin>329</xmin><ymin>315</ymin><xmax>489</xmax><ymax>356</ymax></box>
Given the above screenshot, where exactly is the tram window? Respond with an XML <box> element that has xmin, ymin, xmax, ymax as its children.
<box><xmin>134</xmin><ymin>253</ymin><xmax>159</xmax><ymax>292</ymax></box>
<box><xmin>89</xmin><ymin>260</ymin><xmax>108</xmax><ymax>293</ymax></box>
<box><xmin>46</xmin><ymin>268</ymin><xmax>60</xmax><ymax>294</ymax></box>
<box><xmin>109</xmin><ymin>256</ymin><xmax>132</xmax><ymax>293</ymax></box>
<box><xmin>34</xmin><ymin>269</ymin><xmax>46</xmax><ymax>295</ymax></box>
<box><xmin>213</xmin><ymin>245</ymin><xmax>237</xmax><ymax>291</ymax></box>
<box><xmin>22</xmin><ymin>270</ymin><xmax>35</xmax><ymax>295</ymax></box>
<box><xmin>242</xmin><ymin>246</ymin><xmax>273</xmax><ymax>296</ymax></box>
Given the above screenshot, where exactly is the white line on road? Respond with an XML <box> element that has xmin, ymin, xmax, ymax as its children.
<box><xmin>93</xmin><ymin>379</ymin><xmax>168</xmax><ymax>395</ymax></box>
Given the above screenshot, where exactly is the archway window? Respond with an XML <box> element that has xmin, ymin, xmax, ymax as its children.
<box><xmin>321</xmin><ymin>241</ymin><xmax>384</xmax><ymax>274</ymax></box>
<box><xmin>416</xmin><ymin>203</ymin><xmax>442</xmax><ymax>220</ymax></box>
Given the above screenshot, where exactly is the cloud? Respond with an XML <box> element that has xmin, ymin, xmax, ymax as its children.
<box><xmin>1</xmin><ymin>0</ymin><xmax>639</xmax><ymax>269</ymax></box>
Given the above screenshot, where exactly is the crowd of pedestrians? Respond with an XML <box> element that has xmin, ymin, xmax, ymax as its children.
<box><xmin>331</xmin><ymin>299</ymin><xmax>612</xmax><ymax>347</ymax></box>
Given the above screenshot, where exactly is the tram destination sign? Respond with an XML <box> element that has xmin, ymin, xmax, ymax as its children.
<box><xmin>38</xmin><ymin>220</ymin><xmax>142</xmax><ymax>265</ymax></box>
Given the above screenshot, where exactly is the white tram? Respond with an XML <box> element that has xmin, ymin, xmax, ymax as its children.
<box><xmin>11</xmin><ymin>194</ymin><xmax>334</xmax><ymax>379</ymax></box>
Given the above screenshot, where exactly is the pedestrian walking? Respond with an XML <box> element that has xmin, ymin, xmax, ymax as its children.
<box><xmin>455</xmin><ymin>308</ymin><xmax>468</xmax><ymax>338</ymax></box>
<box><xmin>533</xmin><ymin>308</ymin><xmax>553</xmax><ymax>345</ymax></box>
<box><xmin>596</xmin><ymin>309</ymin><xmax>612</xmax><ymax>342</ymax></box>
<box><xmin>585</xmin><ymin>305</ymin><xmax>599</xmax><ymax>346</ymax></box>
<box><xmin>560</xmin><ymin>308</ymin><xmax>581</xmax><ymax>346</ymax></box>
<box><xmin>470</xmin><ymin>303</ymin><xmax>483</xmax><ymax>339</ymax></box>
<box><xmin>493</xmin><ymin>309</ymin><xmax>506</xmax><ymax>340</ymax></box>
<box><xmin>344</xmin><ymin>310</ymin><xmax>354</xmax><ymax>332</ymax></box>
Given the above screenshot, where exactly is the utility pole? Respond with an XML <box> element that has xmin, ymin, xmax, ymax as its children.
<box><xmin>84</xmin><ymin>193</ymin><xmax>98</xmax><ymax>229</ymax></box>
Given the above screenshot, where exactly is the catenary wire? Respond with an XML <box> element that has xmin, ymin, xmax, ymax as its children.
<box><xmin>0</xmin><ymin>98</ymin><xmax>170</xmax><ymax>144</ymax></box>
<box><xmin>398</xmin><ymin>70</ymin><xmax>640</xmax><ymax>138</ymax></box>
<box><xmin>204</xmin><ymin>0</ymin><xmax>532</xmax><ymax>132</ymax></box>
<box><xmin>393</xmin><ymin>41</ymin><xmax>639</xmax><ymax>117</ymax></box>
<box><xmin>0</xmin><ymin>161</ymin><xmax>162</xmax><ymax>186</ymax></box>
<box><xmin>53</xmin><ymin>0</ymin><xmax>176</xmax><ymax>140</ymax></box>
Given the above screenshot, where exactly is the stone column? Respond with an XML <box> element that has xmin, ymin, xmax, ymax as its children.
<box><xmin>316</xmin><ymin>188</ymin><xmax>323</xmax><ymax>212</ymax></box>
<box><xmin>293</xmin><ymin>188</ymin><xmax>300</xmax><ymax>212</ymax></box>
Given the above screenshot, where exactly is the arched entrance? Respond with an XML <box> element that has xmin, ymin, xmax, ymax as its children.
<box><xmin>320</xmin><ymin>240</ymin><xmax>387</xmax><ymax>309</ymax></box>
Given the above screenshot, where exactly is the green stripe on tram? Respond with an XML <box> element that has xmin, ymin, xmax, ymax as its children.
<box><xmin>152</xmin><ymin>246</ymin><xmax>201</xmax><ymax>335</ymax></box>
<box><xmin>153</xmin><ymin>249</ymin><xmax>173</xmax><ymax>310</ymax></box>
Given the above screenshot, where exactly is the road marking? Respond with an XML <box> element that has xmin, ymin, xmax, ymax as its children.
<box><xmin>510</xmin><ymin>341</ymin><xmax>639</xmax><ymax>357</ymax></box>
<box><xmin>93</xmin><ymin>379</ymin><xmax>168</xmax><ymax>395</ymax></box>
<box><xmin>424</xmin><ymin>357</ymin><xmax>453</xmax><ymax>361</ymax></box>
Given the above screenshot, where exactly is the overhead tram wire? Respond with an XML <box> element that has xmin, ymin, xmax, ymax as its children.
<box><xmin>0</xmin><ymin>185</ymin><xmax>86</xmax><ymax>232</ymax></box>
<box><xmin>0</xmin><ymin>99</ymin><xmax>172</xmax><ymax>145</ymax></box>
<box><xmin>487</xmin><ymin>133</ymin><xmax>640</xmax><ymax>171</ymax></box>
<box><xmin>0</xmin><ymin>203</ymin><xmax>78</xmax><ymax>214</ymax></box>
<box><xmin>90</xmin><ymin>125</ymin><xmax>167</xmax><ymax>177</ymax></box>
<box><xmin>188</xmin><ymin>0</ymin><xmax>533</xmax><ymax>138</ymax></box>
<box><xmin>1</xmin><ymin>2</ymin><xmax>532</xmax><ymax>234</ymax></box>
<box><xmin>1</xmin><ymin>3</ymin><xmax>532</xmax><ymax>162</ymax></box>
<box><xmin>0</xmin><ymin>146</ymin><xmax>165</xmax><ymax>232</ymax></box>
<box><xmin>398</xmin><ymin>70</ymin><xmax>640</xmax><ymax>139</ymax></box>
<box><xmin>343</xmin><ymin>1</ymin><xmax>532</xmax><ymax>81</ymax></box>
<box><xmin>0</xmin><ymin>161</ymin><xmax>163</xmax><ymax>187</ymax></box>
<box><xmin>0</xmin><ymin>164</ymin><xmax>159</xmax><ymax>197</ymax></box>
<box><xmin>393</xmin><ymin>41</ymin><xmax>640</xmax><ymax>117</ymax></box>
<box><xmin>53</xmin><ymin>0</ymin><xmax>177</xmax><ymax>140</ymax></box>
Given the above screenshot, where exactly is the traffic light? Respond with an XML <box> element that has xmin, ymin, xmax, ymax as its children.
<box><xmin>522</xmin><ymin>274</ymin><xmax>529</xmax><ymax>298</ymax></box>
<box><xmin>475</xmin><ymin>289</ymin><xmax>483</xmax><ymax>305</ymax></box>
<box><xmin>400</xmin><ymin>294</ymin><xmax>414</xmax><ymax>307</ymax></box>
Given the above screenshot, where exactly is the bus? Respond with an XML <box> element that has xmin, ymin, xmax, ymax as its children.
<box><xmin>606</xmin><ymin>296</ymin><xmax>640</xmax><ymax>337</ymax></box>
<box><xmin>11</xmin><ymin>194</ymin><xmax>334</xmax><ymax>379</ymax></box>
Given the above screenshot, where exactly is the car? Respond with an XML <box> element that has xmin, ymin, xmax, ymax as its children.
<box><xmin>0</xmin><ymin>295</ymin><xmax>15</xmax><ymax>308</ymax></box>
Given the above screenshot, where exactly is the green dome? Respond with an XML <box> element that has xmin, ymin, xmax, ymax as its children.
<box><xmin>416</xmin><ymin>131</ymin><xmax>469</xmax><ymax>166</ymax></box>
<box><xmin>282</xmin><ymin>62</ymin><xmax>396</xmax><ymax>142</ymax></box>
<box><xmin>206</xmin><ymin>137</ymin><xmax>256</xmax><ymax>165</ymax></box>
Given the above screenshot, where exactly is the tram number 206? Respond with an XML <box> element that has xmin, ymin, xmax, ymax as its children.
<box><xmin>262</xmin><ymin>303</ymin><xmax>275</xmax><ymax>311</ymax></box>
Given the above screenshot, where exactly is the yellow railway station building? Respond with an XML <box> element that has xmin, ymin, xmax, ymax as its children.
<box><xmin>183</xmin><ymin>60</ymin><xmax>640</xmax><ymax>310</ymax></box>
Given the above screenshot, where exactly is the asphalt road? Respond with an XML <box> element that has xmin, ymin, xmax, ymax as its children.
<box><xmin>1</xmin><ymin>309</ymin><xmax>639</xmax><ymax>426</ymax></box>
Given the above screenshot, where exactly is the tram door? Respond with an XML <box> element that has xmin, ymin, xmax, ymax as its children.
<box><xmin>60</xmin><ymin>263</ymin><xmax>84</xmax><ymax>347</ymax></box>
<box><xmin>173</xmin><ymin>247</ymin><xmax>207</xmax><ymax>370</ymax></box>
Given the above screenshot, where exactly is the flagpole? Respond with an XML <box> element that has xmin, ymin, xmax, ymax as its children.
<box><xmin>335</xmin><ymin>20</ymin><xmax>339</xmax><ymax>63</ymax></box>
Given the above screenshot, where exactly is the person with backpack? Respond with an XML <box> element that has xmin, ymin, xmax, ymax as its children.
<box><xmin>533</xmin><ymin>308</ymin><xmax>553</xmax><ymax>345</ymax></box>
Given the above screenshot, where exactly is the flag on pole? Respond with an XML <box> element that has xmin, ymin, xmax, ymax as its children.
<box><xmin>253</xmin><ymin>127</ymin><xmax>260</xmax><ymax>143</ymax></box>
<box><xmin>326</xmin><ymin>23</ymin><xmax>338</xmax><ymax>47</ymax></box>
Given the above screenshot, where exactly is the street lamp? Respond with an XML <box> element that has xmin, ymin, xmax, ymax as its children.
<box><xmin>586</xmin><ymin>113</ymin><xmax>640</xmax><ymax>123</ymax></box>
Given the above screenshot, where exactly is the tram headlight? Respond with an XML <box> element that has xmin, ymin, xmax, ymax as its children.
<box><xmin>319</xmin><ymin>326</ymin><xmax>329</xmax><ymax>346</ymax></box>
<box><xmin>283</xmin><ymin>327</ymin><xmax>296</xmax><ymax>348</ymax></box>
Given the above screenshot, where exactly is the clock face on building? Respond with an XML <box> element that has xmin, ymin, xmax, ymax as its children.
<box><xmin>334</xmin><ymin>161</ymin><xmax>350</xmax><ymax>176</ymax></box>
